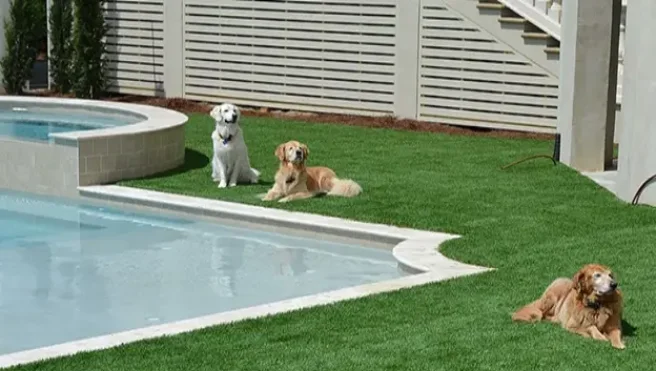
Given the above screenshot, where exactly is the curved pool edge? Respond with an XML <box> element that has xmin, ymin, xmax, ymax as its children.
<box><xmin>76</xmin><ymin>185</ymin><xmax>494</xmax><ymax>277</ymax></box>
<box><xmin>0</xmin><ymin>97</ymin><xmax>189</xmax><ymax>195</ymax></box>
<box><xmin>0</xmin><ymin>185</ymin><xmax>494</xmax><ymax>368</ymax></box>
<box><xmin>0</xmin><ymin>96</ymin><xmax>188</xmax><ymax>141</ymax></box>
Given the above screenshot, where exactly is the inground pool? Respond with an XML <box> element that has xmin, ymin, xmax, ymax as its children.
<box><xmin>0</xmin><ymin>189</ymin><xmax>406</xmax><ymax>356</ymax></box>
<box><xmin>0</xmin><ymin>103</ymin><xmax>145</xmax><ymax>142</ymax></box>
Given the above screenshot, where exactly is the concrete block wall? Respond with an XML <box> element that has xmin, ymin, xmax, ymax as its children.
<box><xmin>0</xmin><ymin>138</ymin><xmax>78</xmax><ymax>197</ymax></box>
<box><xmin>77</xmin><ymin>125</ymin><xmax>185</xmax><ymax>187</ymax></box>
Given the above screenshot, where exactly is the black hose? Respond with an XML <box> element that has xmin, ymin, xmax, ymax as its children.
<box><xmin>501</xmin><ymin>154</ymin><xmax>557</xmax><ymax>170</ymax></box>
<box><xmin>552</xmin><ymin>133</ymin><xmax>561</xmax><ymax>162</ymax></box>
<box><xmin>501</xmin><ymin>133</ymin><xmax>560</xmax><ymax>170</ymax></box>
<box><xmin>631</xmin><ymin>174</ymin><xmax>656</xmax><ymax>205</ymax></box>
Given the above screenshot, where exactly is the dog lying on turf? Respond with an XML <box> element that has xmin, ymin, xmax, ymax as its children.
<box><xmin>261</xmin><ymin>140</ymin><xmax>362</xmax><ymax>203</ymax></box>
<box><xmin>512</xmin><ymin>263</ymin><xmax>625</xmax><ymax>349</ymax></box>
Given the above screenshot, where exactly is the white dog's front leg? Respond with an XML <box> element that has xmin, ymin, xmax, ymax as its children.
<box><xmin>214</xmin><ymin>159</ymin><xmax>228</xmax><ymax>188</ymax></box>
<box><xmin>211</xmin><ymin>159</ymin><xmax>219</xmax><ymax>182</ymax></box>
<box><xmin>228</xmin><ymin>158</ymin><xmax>241</xmax><ymax>187</ymax></box>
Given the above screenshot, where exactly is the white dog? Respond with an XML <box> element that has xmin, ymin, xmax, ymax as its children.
<box><xmin>210</xmin><ymin>103</ymin><xmax>260</xmax><ymax>188</ymax></box>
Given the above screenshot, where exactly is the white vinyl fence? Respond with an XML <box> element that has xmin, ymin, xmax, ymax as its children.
<box><xmin>104</xmin><ymin>0</ymin><xmax>560</xmax><ymax>133</ymax></box>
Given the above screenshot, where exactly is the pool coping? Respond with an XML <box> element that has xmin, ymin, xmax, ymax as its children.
<box><xmin>0</xmin><ymin>96</ymin><xmax>188</xmax><ymax>144</ymax></box>
<box><xmin>0</xmin><ymin>185</ymin><xmax>493</xmax><ymax>369</ymax></box>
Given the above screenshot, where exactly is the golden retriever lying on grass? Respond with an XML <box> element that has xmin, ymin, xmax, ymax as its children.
<box><xmin>512</xmin><ymin>264</ymin><xmax>625</xmax><ymax>349</ymax></box>
<box><xmin>261</xmin><ymin>140</ymin><xmax>362</xmax><ymax>203</ymax></box>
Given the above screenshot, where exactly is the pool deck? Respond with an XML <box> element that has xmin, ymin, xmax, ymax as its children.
<box><xmin>582</xmin><ymin>170</ymin><xmax>618</xmax><ymax>194</ymax></box>
<box><xmin>0</xmin><ymin>185</ymin><xmax>493</xmax><ymax>368</ymax></box>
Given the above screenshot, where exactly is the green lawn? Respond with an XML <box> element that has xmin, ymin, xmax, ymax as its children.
<box><xmin>14</xmin><ymin>114</ymin><xmax>656</xmax><ymax>370</ymax></box>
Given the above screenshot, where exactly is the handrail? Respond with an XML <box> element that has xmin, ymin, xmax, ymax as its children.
<box><xmin>496</xmin><ymin>0</ymin><xmax>562</xmax><ymax>40</ymax></box>
<box><xmin>495</xmin><ymin>0</ymin><xmax>627</xmax><ymax>103</ymax></box>
<box><xmin>496</xmin><ymin>0</ymin><xmax>627</xmax><ymax>42</ymax></box>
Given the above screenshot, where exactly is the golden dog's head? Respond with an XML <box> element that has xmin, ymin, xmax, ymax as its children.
<box><xmin>275</xmin><ymin>140</ymin><xmax>309</xmax><ymax>165</ymax></box>
<box><xmin>574</xmin><ymin>264</ymin><xmax>619</xmax><ymax>298</ymax></box>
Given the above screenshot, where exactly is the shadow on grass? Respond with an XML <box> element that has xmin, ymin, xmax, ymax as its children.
<box><xmin>240</xmin><ymin>180</ymin><xmax>275</xmax><ymax>187</ymax></box>
<box><xmin>134</xmin><ymin>148</ymin><xmax>210</xmax><ymax>181</ymax></box>
<box><xmin>130</xmin><ymin>148</ymin><xmax>275</xmax><ymax>188</ymax></box>
<box><xmin>622</xmin><ymin>319</ymin><xmax>637</xmax><ymax>337</ymax></box>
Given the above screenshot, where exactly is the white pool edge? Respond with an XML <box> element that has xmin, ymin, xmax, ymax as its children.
<box><xmin>0</xmin><ymin>186</ymin><xmax>493</xmax><ymax>368</ymax></box>
<box><xmin>0</xmin><ymin>96</ymin><xmax>188</xmax><ymax>141</ymax></box>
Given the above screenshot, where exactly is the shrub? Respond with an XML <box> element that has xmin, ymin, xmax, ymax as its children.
<box><xmin>71</xmin><ymin>0</ymin><xmax>107</xmax><ymax>99</ymax></box>
<box><xmin>49</xmin><ymin>0</ymin><xmax>73</xmax><ymax>93</ymax></box>
<box><xmin>32</xmin><ymin>0</ymin><xmax>47</xmax><ymax>57</ymax></box>
<box><xmin>0</xmin><ymin>0</ymin><xmax>39</xmax><ymax>94</ymax></box>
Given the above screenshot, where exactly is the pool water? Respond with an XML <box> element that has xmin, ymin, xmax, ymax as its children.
<box><xmin>0</xmin><ymin>120</ymin><xmax>101</xmax><ymax>141</ymax></box>
<box><xmin>0</xmin><ymin>105</ymin><xmax>143</xmax><ymax>141</ymax></box>
<box><xmin>0</xmin><ymin>190</ymin><xmax>404</xmax><ymax>355</ymax></box>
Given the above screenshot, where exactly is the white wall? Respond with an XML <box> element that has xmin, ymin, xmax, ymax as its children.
<box><xmin>616</xmin><ymin>0</ymin><xmax>656</xmax><ymax>206</ymax></box>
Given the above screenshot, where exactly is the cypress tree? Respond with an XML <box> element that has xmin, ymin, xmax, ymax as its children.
<box><xmin>0</xmin><ymin>0</ymin><xmax>38</xmax><ymax>94</ymax></box>
<box><xmin>49</xmin><ymin>0</ymin><xmax>73</xmax><ymax>93</ymax></box>
<box><xmin>71</xmin><ymin>0</ymin><xmax>107</xmax><ymax>99</ymax></box>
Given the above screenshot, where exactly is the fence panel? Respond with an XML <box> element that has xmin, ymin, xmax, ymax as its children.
<box><xmin>182</xmin><ymin>0</ymin><xmax>398</xmax><ymax>115</ymax></box>
<box><xmin>417</xmin><ymin>0</ymin><xmax>560</xmax><ymax>132</ymax></box>
<box><xmin>105</xmin><ymin>0</ymin><xmax>166</xmax><ymax>96</ymax></box>
<box><xmin>99</xmin><ymin>0</ymin><xmax>563</xmax><ymax>132</ymax></box>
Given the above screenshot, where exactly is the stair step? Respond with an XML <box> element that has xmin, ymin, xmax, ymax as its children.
<box><xmin>522</xmin><ymin>32</ymin><xmax>551</xmax><ymax>40</ymax></box>
<box><xmin>476</xmin><ymin>3</ymin><xmax>505</xmax><ymax>10</ymax></box>
<box><xmin>544</xmin><ymin>46</ymin><xmax>561</xmax><ymax>55</ymax></box>
<box><xmin>498</xmin><ymin>17</ymin><xmax>527</xmax><ymax>25</ymax></box>
<box><xmin>499</xmin><ymin>17</ymin><xmax>528</xmax><ymax>24</ymax></box>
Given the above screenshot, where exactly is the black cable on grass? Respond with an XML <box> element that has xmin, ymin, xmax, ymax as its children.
<box><xmin>501</xmin><ymin>133</ymin><xmax>560</xmax><ymax>170</ymax></box>
<box><xmin>631</xmin><ymin>174</ymin><xmax>656</xmax><ymax>205</ymax></box>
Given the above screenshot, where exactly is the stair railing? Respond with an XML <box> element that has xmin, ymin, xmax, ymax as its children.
<box><xmin>497</xmin><ymin>0</ymin><xmax>626</xmax><ymax>102</ymax></box>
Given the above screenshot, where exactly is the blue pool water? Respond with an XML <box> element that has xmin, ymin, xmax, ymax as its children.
<box><xmin>0</xmin><ymin>120</ymin><xmax>102</xmax><ymax>141</ymax></box>
<box><xmin>0</xmin><ymin>190</ymin><xmax>404</xmax><ymax>355</ymax></box>
<box><xmin>0</xmin><ymin>105</ymin><xmax>144</xmax><ymax>141</ymax></box>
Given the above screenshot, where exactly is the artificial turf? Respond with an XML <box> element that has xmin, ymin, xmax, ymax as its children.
<box><xmin>13</xmin><ymin>113</ymin><xmax>656</xmax><ymax>370</ymax></box>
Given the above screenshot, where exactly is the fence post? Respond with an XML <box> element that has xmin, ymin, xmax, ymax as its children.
<box><xmin>163</xmin><ymin>0</ymin><xmax>184</xmax><ymax>98</ymax></box>
<box><xmin>394</xmin><ymin>0</ymin><xmax>421</xmax><ymax>119</ymax></box>
<box><xmin>557</xmin><ymin>0</ymin><xmax>621</xmax><ymax>172</ymax></box>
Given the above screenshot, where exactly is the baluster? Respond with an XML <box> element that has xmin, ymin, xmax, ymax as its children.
<box><xmin>535</xmin><ymin>0</ymin><xmax>550</xmax><ymax>15</ymax></box>
<box><xmin>618</xmin><ymin>1</ymin><xmax>627</xmax><ymax>64</ymax></box>
<box><xmin>616</xmin><ymin>3</ymin><xmax>627</xmax><ymax>103</ymax></box>
<box><xmin>548</xmin><ymin>0</ymin><xmax>562</xmax><ymax>23</ymax></box>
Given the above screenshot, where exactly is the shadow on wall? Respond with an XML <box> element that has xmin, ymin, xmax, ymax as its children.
<box><xmin>29</xmin><ymin>60</ymin><xmax>49</xmax><ymax>89</ymax></box>
<box><xmin>132</xmin><ymin>148</ymin><xmax>210</xmax><ymax>181</ymax></box>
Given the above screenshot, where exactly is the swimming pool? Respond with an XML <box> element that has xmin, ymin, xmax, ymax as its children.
<box><xmin>0</xmin><ymin>190</ymin><xmax>405</xmax><ymax>355</ymax></box>
<box><xmin>0</xmin><ymin>103</ymin><xmax>144</xmax><ymax>141</ymax></box>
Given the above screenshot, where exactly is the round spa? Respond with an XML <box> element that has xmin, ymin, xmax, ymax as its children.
<box><xmin>0</xmin><ymin>97</ymin><xmax>188</xmax><ymax>196</ymax></box>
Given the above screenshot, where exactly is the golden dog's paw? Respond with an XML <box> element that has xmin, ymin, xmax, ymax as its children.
<box><xmin>259</xmin><ymin>193</ymin><xmax>275</xmax><ymax>201</ymax></box>
<box><xmin>612</xmin><ymin>342</ymin><xmax>626</xmax><ymax>350</ymax></box>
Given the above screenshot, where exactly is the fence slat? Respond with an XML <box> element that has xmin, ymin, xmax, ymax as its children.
<box><xmin>104</xmin><ymin>0</ymin><xmax>165</xmax><ymax>96</ymax></box>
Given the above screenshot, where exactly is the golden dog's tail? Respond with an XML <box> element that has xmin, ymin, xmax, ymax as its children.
<box><xmin>328</xmin><ymin>178</ymin><xmax>362</xmax><ymax>198</ymax></box>
<box><xmin>511</xmin><ymin>300</ymin><xmax>544</xmax><ymax>322</ymax></box>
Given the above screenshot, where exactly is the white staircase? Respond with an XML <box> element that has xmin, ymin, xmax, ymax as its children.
<box><xmin>473</xmin><ymin>0</ymin><xmax>626</xmax><ymax>103</ymax></box>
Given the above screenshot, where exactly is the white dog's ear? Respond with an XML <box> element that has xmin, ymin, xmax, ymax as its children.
<box><xmin>210</xmin><ymin>106</ymin><xmax>222</xmax><ymax>121</ymax></box>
